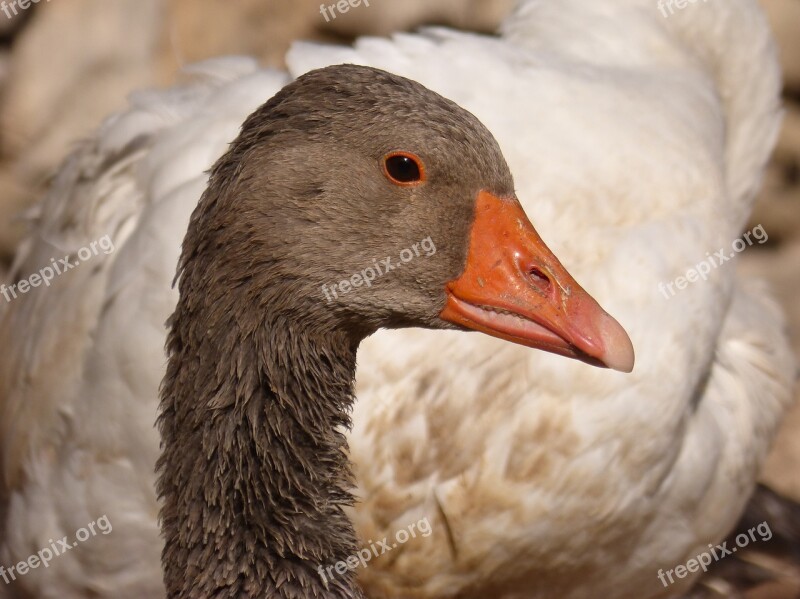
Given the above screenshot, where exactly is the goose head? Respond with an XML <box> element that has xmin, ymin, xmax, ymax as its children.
<box><xmin>159</xmin><ymin>64</ymin><xmax>633</xmax><ymax>599</ymax></box>
<box><xmin>190</xmin><ymin>64</ymin><xmax>634</xmax><ymax>372</ymax></box>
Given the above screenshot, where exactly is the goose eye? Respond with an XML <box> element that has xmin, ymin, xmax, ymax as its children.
<box><xmin>383</xmin><ymin>152</ymin><xmax>425</xmax><ymax>186</ymax></box>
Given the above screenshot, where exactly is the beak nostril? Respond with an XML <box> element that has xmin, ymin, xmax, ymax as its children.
<box><xmin>527</xmin><ymin>267</ymin><xmax>552</xmax><ymax>295</ymax></box>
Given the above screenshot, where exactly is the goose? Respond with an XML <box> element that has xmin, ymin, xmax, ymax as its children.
<box><xmin>155</xmin><ymin>63</ymin><xmax>632</xmax><ymax>599</ymax></box>
<box><xmin>0</xmin><ymin>0</ymin><xmax>794</xmax><ymax>598</ymax></box>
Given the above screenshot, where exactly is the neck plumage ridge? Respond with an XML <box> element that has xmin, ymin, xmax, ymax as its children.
<box><xmin>157</xmin><ymin>284</ymin><xmax>365</xmax><ymax>598</ymax></box>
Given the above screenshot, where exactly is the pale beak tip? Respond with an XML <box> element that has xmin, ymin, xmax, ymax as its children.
<box><xmin>597</xmin><ymin>312</ymin><xmax>635</xmax><ymax>373</ymax></box>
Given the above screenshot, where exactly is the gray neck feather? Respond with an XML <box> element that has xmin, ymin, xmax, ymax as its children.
<box><xmin>157</xmin><ymin>274</ymin><xmax>365</xmax><ymax>598</ymax></box>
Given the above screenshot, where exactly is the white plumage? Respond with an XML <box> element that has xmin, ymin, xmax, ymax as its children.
<box><xmin>0</xmin><ymin>1</ymin><xmax>794</xmax><ymax>598</ymax></box>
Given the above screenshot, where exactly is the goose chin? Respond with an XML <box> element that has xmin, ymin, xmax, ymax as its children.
<box><xmin>442</xmin><ymin>292</ymin><xmax>632</xmax><ymax>372</ymax></box>
<box><xmin>440</xmin><ymin>190</ymin><xmax>635</xmax><ymax>373</ymax></box>
<box><xmin>442</xmin><ymin>294</ymin><xmax>600</xmax><ymax>363</ymax></box>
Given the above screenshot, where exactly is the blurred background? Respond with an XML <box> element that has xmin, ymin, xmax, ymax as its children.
<box><xmin>0</xmin><ymin>0</ymin><xmax>797</xmax><ymax>595</ymax></box>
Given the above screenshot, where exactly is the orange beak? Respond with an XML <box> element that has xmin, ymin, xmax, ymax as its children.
<box><xmin>440</xmin><ymin>191</ymin><xmax>635</xmax><ymax>372</ymax></box>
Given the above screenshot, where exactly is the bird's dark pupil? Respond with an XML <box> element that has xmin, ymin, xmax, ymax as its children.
<box><xmin>387</xmin><ymin>156</ymin><xmax>421</xmax><ymax>182</ymax></box>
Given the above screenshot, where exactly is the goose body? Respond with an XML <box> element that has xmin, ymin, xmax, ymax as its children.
<box><xmin>0</xmin><ymin>1</ymin><xmax>794</xmax><ymax>598</ymax></box>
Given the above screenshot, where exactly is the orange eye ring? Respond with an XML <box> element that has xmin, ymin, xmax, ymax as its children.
<box><xmin>382</xmin><ymin>151</ymin><xmax>426</xmax><ymax>187</ymax></box>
